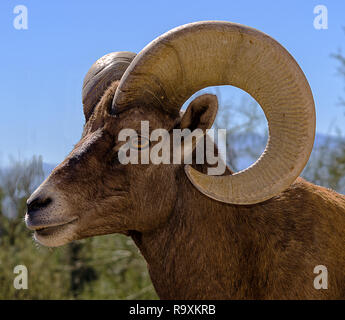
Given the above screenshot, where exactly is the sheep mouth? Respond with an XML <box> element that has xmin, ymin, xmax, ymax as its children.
<box><xmin>34</xmin><ymin>219</ymin><xmax>78</xmax><ymax>237</ymax></box>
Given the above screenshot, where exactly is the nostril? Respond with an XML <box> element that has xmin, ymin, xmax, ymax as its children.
<box><xmin>27</xmin><ymin>196</ymin><xmax>52</xmax><ymax>214</ymax></box>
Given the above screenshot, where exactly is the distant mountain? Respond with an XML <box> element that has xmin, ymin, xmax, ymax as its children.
<box><xmin>313</xmin><ymin>132</ymin><xmax>344</xmax><ymax>148</ymax></box>
<box><xmin>222</xmin><ymin>132</ymin><xmax>344</xmax><ymax>172</ymax></box>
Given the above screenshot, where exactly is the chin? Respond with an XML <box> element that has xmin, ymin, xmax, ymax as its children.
<box><xmin>33</xmin><ymin>221</ymin><xmax>78</xmax><ymax>247</ymax></box>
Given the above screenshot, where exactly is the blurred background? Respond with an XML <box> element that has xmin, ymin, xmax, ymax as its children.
<box><xmin>0</xmin><ymin>0</ymin><xmax>344</xmax><ymax>299</ymax></box>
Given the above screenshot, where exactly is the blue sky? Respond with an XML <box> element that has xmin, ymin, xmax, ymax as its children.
<box><xmin>0</xmin><ymin>0</ymin><xmax>344</xmax><ymax>165</ymax></box>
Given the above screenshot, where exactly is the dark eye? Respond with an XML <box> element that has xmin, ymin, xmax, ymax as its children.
<box><xmin>129</xmin><ymin>135</ymin><xmax>150</xmax><ymax>150</ymax></box>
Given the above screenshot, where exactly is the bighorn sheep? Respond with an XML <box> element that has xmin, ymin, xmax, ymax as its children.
<box><xmin>25</xmin><ymin>21</ymin><xmax>345</xmax><ymax>299</ymax></box>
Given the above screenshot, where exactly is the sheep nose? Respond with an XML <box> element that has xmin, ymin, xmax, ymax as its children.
<box><xmin>27</xmin><ymin>196</ymin><xmax>52</xmax><ymax>216</ymax></box>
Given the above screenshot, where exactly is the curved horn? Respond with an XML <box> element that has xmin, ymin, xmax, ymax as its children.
<box><xmin>82</xmin><ymin>51</ymin><xmax>136</xmax><ymax>121</ymax></box>
<box><xmin>113</xmin><ymin>21</ymin><xmax>315</xmax><ymax>205</ymax></box>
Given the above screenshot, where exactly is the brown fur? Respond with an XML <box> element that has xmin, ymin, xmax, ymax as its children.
<box><xmin>29</xmin><ymin>81</ymin><xmax>345</xmax><ymax>299</ymax></box>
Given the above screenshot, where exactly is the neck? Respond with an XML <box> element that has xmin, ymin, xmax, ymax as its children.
<box><xmin>131</xmin><ymin>165</ymin><xmax>247</xmax><ymax>299</ymax></box>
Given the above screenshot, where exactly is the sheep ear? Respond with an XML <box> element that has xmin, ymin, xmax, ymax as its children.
<box><xmin>177</xmin><ymin>94</ymin><xmax>218</xmax><ymax>161</ymax></box>
<box><xmin>180</xmin><ymin>94</ymin><xmax>218</xmax><ymax>132</ymax></box>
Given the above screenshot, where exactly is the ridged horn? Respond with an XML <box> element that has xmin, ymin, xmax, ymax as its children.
<box><xmin>82</xmin><ymin>51</ymin><xmax>136</xmax><ymax>121</ymax></box>
<box><xmin>113</xmin><ymin>21</ymin><xmax>315</xmax><ymax>205</ymax></box>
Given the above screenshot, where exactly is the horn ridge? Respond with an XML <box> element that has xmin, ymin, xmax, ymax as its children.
<box><xmin>82</xmin><ymin>51</ymin><xmax>136</xmax><ymax>121</ymax></box>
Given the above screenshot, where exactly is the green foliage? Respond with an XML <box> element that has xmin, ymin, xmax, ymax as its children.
<box><xmin>303</xmin><ymin>47</ymin><xmax>345</xmax><ymax>193</ymax></box>
<box><xmin>303</xmin><ymin>136</ymin><xmax>345</xmax><ymax>193</ymax></box>
<box><xmin>0</xmin><ymin>156</ymin><xmax>157</xmax><ymax>300</ymax></box>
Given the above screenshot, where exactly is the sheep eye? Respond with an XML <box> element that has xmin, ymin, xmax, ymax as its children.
<box><xmin>129</xmin><ymin>135</ymin><xmax>150</xmax><ymax>150</ymax></box>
